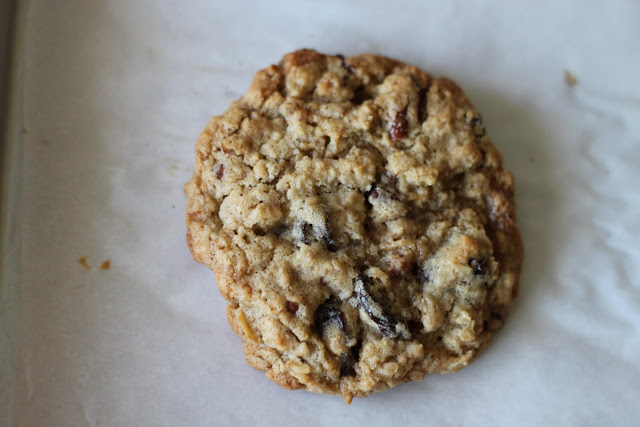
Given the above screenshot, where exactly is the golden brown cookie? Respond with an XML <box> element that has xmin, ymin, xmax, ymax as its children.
<box><xmin>185</xmin><ymin>49</ymin><xmax>523</xmax><ymax>403</ymax></box>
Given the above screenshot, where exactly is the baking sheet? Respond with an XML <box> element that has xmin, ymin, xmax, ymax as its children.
<box><xmin>16</xmin><ymin>1</ymin><xmax>640</xmax><ymax>425</ymax></box>
<box><xmin>1</xmin><ymin>1</ymin><xmax>26</xmax><ymax>426</ymax></box>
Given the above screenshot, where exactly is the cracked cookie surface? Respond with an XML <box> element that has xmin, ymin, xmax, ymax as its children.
<box><xmin>185</xmin><ymin>49</ymin><xmax>523</xmax><ymax>403</ymax></box>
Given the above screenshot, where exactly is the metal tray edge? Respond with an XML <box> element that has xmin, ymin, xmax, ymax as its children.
<box><xmin>1</xmin><ymin>1</ymin><xmax>28</xmax><ymax>425</ymax></box>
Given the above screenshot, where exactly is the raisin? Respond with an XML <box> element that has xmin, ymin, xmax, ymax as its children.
<box><xmin>353</xmin><ymin>85</ymin><xmax>369</xmax><ymax>104</ymax></box>
<box><xmin>390</xmin><ymin>264</ymin><xmax>404</xmax><ymax>277</ymax></box>
<box><xmin>470</xmin><ymin>115</ymin><xmax>486</xmax><ymax>137</ymax></box>
<box><xmin>385</xmin><ymin>171</ymin><xmax>398</xmax><ymax>185</ymax></box>
<box><xmin>300</xmin><ymin>222</ymin><xmax>311</xmax><ymax>245</ymax></box>
<box><xmin>354</xmin><ymin>275</ymin><xmax>409</xmax><ymax>339</ymax></box>
<box><xmin>363</xmin><ymin>190</ymin><xmax>374</xmax><ymax>210</ymax></box>
<box><xmin>340</xmin><ymin>339</ymin><xmax>362</xmax><ymax>377</ymax></box>
<box><xmin>314</xmin><ymin>297</ymin><xmax>345</xmax><ymax>335</ymax></box>
<box><xmin>418</xmin><ymin>89</ymin><xmax>428</xmax><ymax>123</ymax></box>
<box><xmin>215</xmin><ymin>164</ymin><xmax>225</xmax><ymax>179</ymax></box>
<box><xmin>367</xmin><ymin>186</ymin><xmax>398</xmax><ymax>203</ymax></box>
<box><xmin>287</xmin><ymin>301</ymin><xmax>299</xmax><ymax>314</ymax></box>
<box><xmin>275</xmin><ymin>223</ymin><xmax>288</xmax><ymax>235</ymax></box>
<box><xmin>323</xmin><ymin>218</ymin><xmax>338</xmax><ymax>252</ymax></box>
<box><xmin>335</xmin><ymin>53</ymin><xmax>354</xmax><ymax>74</ymax></box>
<box><xmin>389</xmin><ymin>107</ymin><xmax>408</xmax><ymax>140</ymax></box>
<box><xmin>410</xmin><ymin>262</ymin><xmax>422</xmax><ymax>278</ymax></box>
<box><xmin>390</xmin><ymin>258</ymin><xmax>410</xmax><ymax>280</ymax></box>
<box><xmin>340</xmin><ymin>353</ymin><xmax>356</xmax><ymax>377</ymax></box>
<box><xmin>468</xmin><ymin>257</ymin><xmax>487</xmax><ymax>276</ymax></box>
<box><xmin>407</xmin><ymin>320</ymin><xmax>424</xmax><ymax>335</ymax></box>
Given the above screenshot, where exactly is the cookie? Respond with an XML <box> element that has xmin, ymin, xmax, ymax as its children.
<box><xmin>185</xmin><ymin>49</ymin><xmax>523</xmax><ymax>403</ymax></box>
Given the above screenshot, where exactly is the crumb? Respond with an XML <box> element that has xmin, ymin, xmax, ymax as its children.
<box><xmin>166</xmin><ymin>164</ymin><xmax>179</xmax><ymax>177</ymax></box>
<box><xmin>564</xmin><ymin>71</ymin><xmax>578</xmax><ymax>87</ymax></box>
<box><xmin>40</xmin><ymin>138</ymin><xmax>50</xmax><ymax>146</ymax></box>
<box><xmin>100</xmin><ymin>260</ymin><xmax>111</xmax><ymax>270</ymax></box>
<box><xmin>23</xmin><ymin>127</ymin><xmax>27</xmax><ymax>134</ymax></box>
<box><xmin>528</xmin><ymin>156</ymin><xmax>536</xmax><ymax>163</ymax></box>
<box><xmin>78</xmin><ymin>256</ymin><xmax>91</xmax><ymax>270</ymax></box>
<box><xmin>172</xmin><ymin>204</ymin><xmax>175</xmax><ymax>208</ymax></box>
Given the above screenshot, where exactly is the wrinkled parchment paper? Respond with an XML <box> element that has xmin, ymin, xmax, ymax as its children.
<box><xmin>17</xmin><ymin>1</ymin><xmax>640</xmax><ymax>425</ymax></box>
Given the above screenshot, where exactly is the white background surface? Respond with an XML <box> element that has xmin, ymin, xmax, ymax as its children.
<box><xmin>17</xmin><ymin>1</ymin><xmax>640</xmax><ymax>425</ymax></box>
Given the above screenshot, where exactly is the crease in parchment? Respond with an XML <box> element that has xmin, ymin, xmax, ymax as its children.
<box><xmin>570</xmin><ymin>86</ymin><xmax>640</xmax><ymax>133</ymax></box>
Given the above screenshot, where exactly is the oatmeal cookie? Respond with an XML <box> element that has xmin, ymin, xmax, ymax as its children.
<box><xmin>185</xmin><ymin>49</ymin><xmax>523</xmax><ymax>403</ymax></box>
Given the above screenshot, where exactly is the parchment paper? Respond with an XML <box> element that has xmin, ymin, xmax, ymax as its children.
<box><xmin>16</xmin><ymin>1</ymin><xmax>640</xmax><ymax>425</ymax></box>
